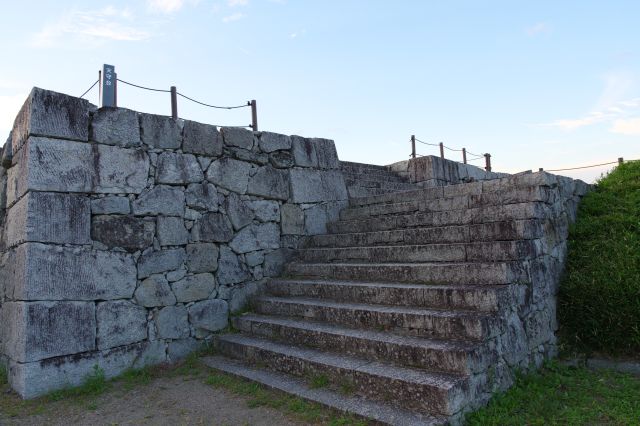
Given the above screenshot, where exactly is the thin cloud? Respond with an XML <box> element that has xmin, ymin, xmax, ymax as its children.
<box><xmin>147</xmin><ymin>0</ymin><xmax>185</xmax><ymax>14</ymax></box>
<box><xmin>526</xmin><ymin>22</ymin><xmax>551</xmax><ymax>37</ymax></box>
<box><xmin>31</xmin><ymin>7</ymin><xmax>151</xmax><ymax>47</ymax></box>
<box><xmin>540</xmin><ymin>98</ymin><xmax>640</xmax><ymax>131</ymax></box>
<box><xmin>611</xmin><ymin>117</ymin><xmax>640</xmax><ymax>135</ymax></box>
<box><xmin>222</xmin><ymin>13</ymin><xmax>245</xmax><ymax>23</ymax></box>
<box><xmin>227</xmin><ymin>0</ymin><xmax>249</xmax><ymax>7</ymax></box>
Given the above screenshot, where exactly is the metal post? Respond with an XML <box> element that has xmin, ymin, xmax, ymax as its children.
<box><xmin>618</xmin><ymin>157</ymin><xmax>624</xmax><ymax>165</ymax></box>
<box><xmin>101</xmin><ymin>64</ymin><xmax>116</xmax><ymax>107</ymax></box>
<box><xmin>539</xmin><ymin>168</ymin><xmax>544</xmax><ymax>172</ymax></box>
<box><xmin>439</xmin><ymin>142</ymin><xmax>444</xmax><ymax>159</ymax></box>
<box><xmin>484</xmin><ymin>153</ymin><xmax>492</xmax><ymax>172</ymax></box>
<box><xmin>462</xmin><ymin>148</ymin><xmax>467</xmax><ymax>164</ymax></box>
<box><xmin>170</xmin><ymin>86</ymin><xmax>178</xmax><ymax>120</ymax></box>
<box><xmin>251</xmin><ymin>100</ymin><xmax>258</xmax><ymax>131</ymax></box>
<box><xmin>411</xmin><ymin>135</ymin><xmax>416</xmax><ymax>159</ymax></box>
<box><xmin>98</xmin><ymin>70</ymin><xmax>102</xmax><ymax>106</ymax></box>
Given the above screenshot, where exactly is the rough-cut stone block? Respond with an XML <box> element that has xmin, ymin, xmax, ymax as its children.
<box><xmin>304</xmin><ymin>204</ymin><xmax>327</xmax><ymax>235</ymax></box>
<box><xmin>291</xmin><ymin>136</ymin><xmax>318</xmax><ymax>167</ymax></box>
<box><xmin>263</xmin><ymin>248</ymin><xmax>294</xmax><ymax>277</ymax></box>
<box><xmin>258</xmin><ymin>132</ymin><xmax>291</xmax><ymax>153</ymax></box>
<box><xmin>247</xmin><ymin>166</ymin><xmax>290</xmax><ymax>200</ymax></box>
<box><xmin>96</xmin><ymin>300</ymin><xmax>147</xmax><ymax>350</ymax></box>
<box><xmin>281</xmin><ymin>204</ymin><xmax>304</xmax><ymax>235</ymax></box>
<box><xmin>185</xmin><ymin>183</ymin><xmax>218</xmax><ymax>211</ymax></box>
<box><xmin>140</xmin><ymin>113</ymin><xmax>182</xmax><ymax>149</ymax></box>
<box><xmin>8</xmin><ymin>341</ymin><xmax>166</xmax><ymax>399</ymax></box>
<box><xmin>167</xmin><ymin>338</ymin><xmax>200</xmax><ymax>362</ymax></box>
<box><xmin>312</xmin><ymin>138</ymin><xmax>339</xmax><ymax>169</ymax></box>
<box><xmin>157</xmin><ymin>216</ymin><xmax>189</xmax><ymax>246</ymax></box>
<box><xmin>228</xmin><ymin>282</ymin><xmax>262</xmax><ymax>313</ymax></box>
<box><xmin>186</xmin><ymin>243</ymin><xmax>219</xmax><ymax>273</ymax></box>
<box><xmin>2</xmin><ymin>135</ymin><xmax>13</xmax><ymax>167</ymax></box>
<box><xmin>171</xmin><ymin>273</ymin><xmax>216</xmax><ymax>303</ymax></box>
<box><xmin>229</xmin><ymin>223</ymin><xmax>280</xmax><ymax>254</ymax></box>
<box><xmin>90</xmin><ymin>107</ymin><xmax>141</xmax><ymax>147</ymax></box>
<box><xmin>224</xmin><ymin>193</ymin><xmax>254</xmax><ymax>230</ymax></box>
<box><xmin>216</xmin><ymin>246</ymin><xmax>250</xmax><ymax>285</ymax></box>
<box><xmin>155</xmin><ymin>305</ymin><xmax>190</xmax><ymax>339</ymax></box>
<box><xmin>250</xmin><ymin>200</ymin><xmax>280</xmax><ymax>222</ymax></box>
<box><xmin>91</xmin><ymin>196</ymin><xmax>130</xmax><ymax>214</ymax></box>
<box><xmin>5</xmin><ymin>192</ymin><xmax>90</xmax><ymax>247</ymax></box>
<box><xmin>92</xmin><ymin>215</ymin><xmax>155</xmax><ymax>251</ymax></box>
<box><xmin>138</xmin><ymin>248</ymin><xmax>186</xmax><ymax>279</ymax></box>
<box><xmin>4</xmin><ymin>243</ymin><xmax>136</xmax><ymax>301</ymax></box>
<box><xmin>156</xmin><ymin>152</ymin><xmax>204</xmax><ymax>184</ymax></box>
<box><xmin>221</xmin><ymin>127</ymin><xmax>254</xmax><ymax>150</ymax></box>
<box><xmin>190</xmin><ymin>212</ymin><xmax>234</xmax><ymax>242</ymax></box>
<box><xmin>182</xmin><ymin>120</ymin><xmax>223</xmax><ymax>157</ymax></box>
<box><xmin>289</xmin><ymin>169</ymin><xmax>348</xmax><ymax>203</ymax></box>
<box><xmin>6</xmin><ymin>137</ymin><xmax>149</xmax><ymax>204</ymax></box>
<box><xmin>134</xmin><ymin>274</ymin><xmax>176</xmax><ymax>307</ymax></box>
<box><xmin>11</xmin><ymin>88</ymin><xmax>90</xmax><ymax>154</ymax></box>
<box><xmin>188</xmin><ymin>299</ymin><xmax>228</xmax><ymax>332</ymax></box>
<box><xmin>245</xmin><ymin>250</ymin><xmax>264</xmax><ymax>267</ymax></box>
<box><xmin>206</xmin><ymin>158</ymin><xmax>253</xmax><ymax>194</ymax></box>
<box><xmin>269</xmin><ymin>151</ymin><xmax>294</xmax><ymax>168</ymax></box>
<box><xmin>133</xmin><ymin>185</ymin><xmax>185</xmax><ymax>217</ymax></box>
<box><xmin>228</xmin><ymin>147</ymin><xmax>268</xmax><ymax>165</ymax></box>
<box><xmin>2</xmin><ymin>301</ymin><xmax>95</xmax><ymax>362</ymax></box>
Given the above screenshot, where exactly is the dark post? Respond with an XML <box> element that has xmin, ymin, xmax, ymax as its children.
<box><xmin>539</xmin><ymin>167</ymin><xmax>544</xmax><ymax>172</ymax></box>
<box><xmin>98</xmin><ymin>70</ymin><xmax>102</xmax><ymax>105</ymax></box>
<box><xmin>251</xmin><ymin>100</ymin><xmax>258</xmax><ymax>131</ymax></box>
<box><xmin>618</xmin><ymin>157</ymin><xmax>624</xmax><ymax>165</ymax></box>
<box><xmin>439</xmin><ymin>142</ymin><xmax>444</xmax><ymax>159</ymax></box>
<box><xmin>462</xmin><ymin>148</ymin><xmax>467</xmax><ymax>164</ymax></box>
<box><xmin>101</xmin><ymin>64</ymin><xmax>116</xmax><ymax>107</ymax></box>
<box><xmin>170</xmin><ymin>86</ymin><xmax>178</xmax><ymax>120</ymax></box>
<box><xmin>411</xmin><ymin>135</ymin><xmax>416</xmax><ymax>159</ymax></box>
<box><xmin>485</xmin><ymin>153</ymin><xmax>492</xmax><ymax>172</ymax></box>
<box><xmin>113</xmin><ymin>72</ymin><xmax>117</xmax><ymax>107</ymax></box>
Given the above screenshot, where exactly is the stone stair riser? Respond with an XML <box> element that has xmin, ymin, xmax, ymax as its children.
<box><xmin>214</xmin><ymin>337</ymin><xmax>467</xmax><ymax>416</ymax></box>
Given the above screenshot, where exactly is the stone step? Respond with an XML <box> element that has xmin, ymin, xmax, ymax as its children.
<box><xmin>340</xmin><ymin>161</ymin><xmax>389</xmax><ymax>171</ymax></box>
<box><xmin>342</xmin><ymin>170</ymin><xmax>410</xmax><ymax>183</ymax></box>
<box><xmin>305</xmin><ymin>220</ymin><xmax>544</xmax><ymax>248</ymax></box>
<box><xmin>213</xmin><ymin>334</ymin><xmax>471</xmax><ymax>416</ymax></box>
<box><xmin>298</xmin><ymin>240</ymin><xmax>541</xmax><ymax>263</ymax></box>
<box><xmin>285</xmin><ymin>261</ymin><xmax>526</xmax><ymax>285</ymax></box>
<box><xmin>254</xmin><ymin>296</ymin><xmax>498</xmax><ymax>341</ymax></box>
<box><xmin>346</xmin><ymin>186</ymin><xmax>406</xmax><ymax>198</ymax></box>
<box><xmin>232</xmin><ymin>314</ymin><xmax>493</xmax><ymax>374</ymax></box>
<box><xmin>328</xmin><ymin>202</ymin><xmax>549</xmax><ymax>234</ymax></box>
<box><xmin>340</xmin><ymin>187</ymin><xmax>553</xmax><ymax>221</ymax></box>
<box><xmin>344</xmin><ymin>177</ymin><xmax>416</xmax><ymax>189</ymax></box>
<box><xmin>266</xmin><ymin>279</ymin><xmax>512</xmax><ymax>312</ymax></box>
<box><xmin>202</xmin><ymin>355</ymin><xmax>445</xmax><ymax>426</ymax></box>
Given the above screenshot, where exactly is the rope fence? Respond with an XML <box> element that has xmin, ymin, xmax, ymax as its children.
<box><xmin>86</xmin><ymin>64</ymin><xmax>259</xmax><ymax>131</ymax></box>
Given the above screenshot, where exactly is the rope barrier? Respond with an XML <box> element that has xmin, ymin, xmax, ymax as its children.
<box><xmin>79</xmin><ymin>79</ymin><xmax>99</xmax><ymax>99</ymax></box>
<box><xmin>177</xmin><ymin>92</ymin><xmax>249</xmax><ymax>110</ymax></box>
<box><xmin>116</xmin><ymin>78</ymin><xmax>171</xmax><ymax>92</ymax></box>
<box><xmin>545</xmin><ymin>160</ymin><xmax>624</xmax><ymax>172</ymax></box>
<box><xmin>414</xmin><ymin>138</ymin><xmax>440</xmax><ymax>147</ymax></box>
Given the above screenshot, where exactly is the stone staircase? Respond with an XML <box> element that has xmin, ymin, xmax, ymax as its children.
<box><xmin>341</xmin><ymin>161</ymin><xmax>420</xmax><ymax>198</ymax></box>
<box><xmin>204</xmin><ymin>169</ymin><xmax>586</xmax><ymax>425</ymax></box>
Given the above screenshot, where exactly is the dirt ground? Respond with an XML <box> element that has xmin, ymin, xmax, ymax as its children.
<box><xmin>0</xmin><ymin>375</ymin><xmax>303</xmax><ymax>426</ymax></box>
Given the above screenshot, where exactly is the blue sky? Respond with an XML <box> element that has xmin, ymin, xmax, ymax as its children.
<box><xmin>1</xmin><ymin>1</ymin><xmax>639</xmax><ymax>182</ymax></box>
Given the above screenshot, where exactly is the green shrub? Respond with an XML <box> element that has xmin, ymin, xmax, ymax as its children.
<box><xmin>558</xmin><ymin>160</ymin><xmax>640</xmax><ymax>355</ymax></box>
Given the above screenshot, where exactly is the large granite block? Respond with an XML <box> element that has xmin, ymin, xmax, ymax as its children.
<box><xmin>206</xmin><ymin>158</ymin><xmax>253</xmax><ymax>194</ymax></box>
<box><xmin>2</xmin><ymin>301</ymin><xmax>96</xmax><ymax>363</ymax></box>
<box><xmin>289</xmin><ymin>169</ymin><xmax>348</xmax><ymax>203</ymax></box>
<box><xmin>247</xmin><ymin>166</ymin><xmax>290</xmax><ymax>200</ymax></box>
<box><xmin>132</xmin><ymin>185</ymin><xmax>185</xmax><ymax>217</ymax></box>
<box><xmin>96</xmin><ymin>300</ymin><xmax>147</xmax><ymax>350</ymax></box>
<box><xmin>90</xmin><ymin>107</ymin><xmax>141</xmax><ymax>147</ymax></box>
<box><xmin>183</xmin><ymin>120</ymin><xmax>223</xmax><ymax>157</ymax></box>
<box><xmin>5</xmin><ymin>192</ymin><xmax>90</xmax><ymax>247</ymax></box>
<box><xmin>156</xmin><ymin>152</ymin><xmax>203</xmax><ymax>184</ymax></box>
<box><xmin>11</xmin><ymin>88</ymin><xmax>90</xmax><ymax>154</ymax></box>
<box><xmin>4</xmin><ymin>243</ymin><xmax>136</xmax><ymax>301</ymax></box>
<box><xmin>137</xmin><ymin>248</ymin><xmax>186</xmax><ymax>279</ymax></box>
<box><xmin>140</xmin><ymin>113</ymin><xmax>182</xmax><ymax>149</ymax></box>
<box><xmin>92</xmin><ymin>215</ymin><xmax>155</xmax><ymax>251</ymax></box>
<box><xmin>291</xmin><ymin>136</ymin><xmax>318</xmax><ymax>167</ymax></box>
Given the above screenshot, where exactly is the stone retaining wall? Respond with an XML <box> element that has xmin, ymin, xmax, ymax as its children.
<box><xmin>0</xmin><ymin>88</ymin><xmax>348</xmax><ymax>398</ymax></box>
<box><xmin>389</xmin><ymin>156</ymin><xmax>509</xmax><ymax>186</ymax></box>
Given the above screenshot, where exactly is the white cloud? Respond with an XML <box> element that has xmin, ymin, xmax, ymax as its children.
<box><xmin>526</xmin><ymin>22</ymin><xmax>551</xmax><ymax>37</ymax></box>
<box><xmin>611</xmin><ymin>117</ymin><xmax>640</xmax><ymax>135</ymax></box>
<box><xmin>222</xmin><ymin>13</ymin><xmax>245</xmax><ymax>23</ymax></box>
<box><xmin>147</xmin><ymin>0</ymin><xmax>185</xmax><ymax>14</ymax></box>
<box><xmin>227</xmin><ymin>0</ymin><xmax>248</xmax><ymax>7</ymax></box>
<box><xmin>31</xmin><ymin>7</ymin><xmax>151</xmax><ymax>47</ymax></box>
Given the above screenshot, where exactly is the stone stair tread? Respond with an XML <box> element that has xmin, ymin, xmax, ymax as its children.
<box><xmin>202</xmin><ymin>355</ymin><xmax>445</xmax><ymax>426</ymax></box>
<box><xmin>216</xmin><ymin>333</ymin><xmax>467</xmax><ymax>388</ymax></box>
<box><xmin>236</xmin><ymin>313</ymin><xmax>480</xmax><ymax>352</ymax></box>
<box><xmin>271</xmin><ymin>277</ymin><xmax>506</xmax><ymax>292</ymax></box>
<box><xmin>257</xmin><ymin>295</ymin><xmax>493</xmax><ymax>319</ymax></box>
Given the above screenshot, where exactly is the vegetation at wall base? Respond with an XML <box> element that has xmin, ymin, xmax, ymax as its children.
<box><xmin>558</xmin><ymin>160</ymin><xmax>640</xmax><ymax>356</ymax></box>
<box><xmin>466</xmin><ymin>361</ymin><xmax>640</xmax><ymax>425</ymax></box>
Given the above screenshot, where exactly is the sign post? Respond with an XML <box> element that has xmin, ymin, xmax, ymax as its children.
<box><xmin>101</xmin><ymin>64</ymin><xmax>116</xmax><ymax>107</ymax></box>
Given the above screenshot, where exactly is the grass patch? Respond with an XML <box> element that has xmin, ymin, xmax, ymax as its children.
<box><xmin>0</xmin><ymin>364</ymin><xmax>7</xmax><ymax>385</ymax></box>
<box><xmin>466</xmin><ymin>361</ymin><xmax>640</xmax><ymax>425</ymax></box>
<box><xmin>558</xmin><ymin>160</ymin><xmax>640</xmax><ymax>355</ymax></box>
<box><xmin>309</xmin><ymin>373</ymin><xmax>330</xmax><ymax>389</ymax></box>
<box><xmin>48</xmin><ymin>365</ymin><xmax>108</xmax><ymax>401</ymax></box>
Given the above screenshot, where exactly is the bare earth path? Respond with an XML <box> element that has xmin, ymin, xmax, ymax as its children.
<box><xmin>1</xmin><ymin>375</ymin><xmax>303</xmax><ymax>426</ymax></box>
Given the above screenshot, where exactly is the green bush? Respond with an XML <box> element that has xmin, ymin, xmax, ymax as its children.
<box><xmin>558</xmin><ymin>160</ymin><xmax>640</xmax><ymax>355</ymax></box>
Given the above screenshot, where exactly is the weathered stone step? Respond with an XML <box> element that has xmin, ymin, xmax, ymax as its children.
<box><xmin>340</xmin><ymin>187</ymin><xmax>553</xmax><ymax>221</ymax></box>
<box><xmin>285</xmin><ymin>261</ymin><xmax>527</xmax><ymax>285</ymax></box>
<box><xmin>340</xmin><ymin>160</ymin><xmax>389</xmax><ymax>172</ymax></box>
<box><xmin>328</xmin><ymin>202</ymin><xmax>549</xmax><ymax>234</ymax></box>
<box><xmin>213</xmin><ymin>334</ymin><xmax>470</xmax><ymax>416</ymax></box>
<box><xmin>298</xmin><ymin>240</ymin><xmax>541</xmax><ymax>263</ymax></box>
<box><xmin>266</xmin><ymin>279</ymin><xmax>512</xmax><ymax>312</ymax></box>
<box><xmin>342</xmin><ymin>171</ymin><xmax>410</xmax><ymax>184</ymax></box>
<box><xmin>346</xmin><ymin>186</ymin><xmax>406</xmax><ymax>198</ymax></box>
<box><xmin>254</xmin><ymin>296</ymin><xmax>498</xmax><ymax>341</ymax></box>
<box><xmin>306</xmin><ymin>220</ymin><xmax>544</xmax><ymax>248</ymax></box>
<box><xmin>232</xmin><ymin>314</ymin><xmax>493</xmax><ymax>374</ymax></box>
<box><xmin>202</xmin><ymin>356</ymin><xmax>445</xmax><ymax>426</ymax></box>
<box><xmin>344</xmin><ymin>178</ymin><xmax>417</xmax><ymax>191</ymax></box>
